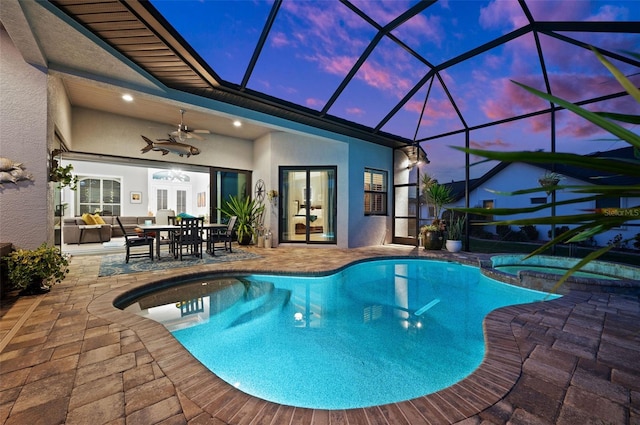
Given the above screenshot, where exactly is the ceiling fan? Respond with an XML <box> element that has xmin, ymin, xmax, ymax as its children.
<box><xmin>171</xmin><ymin>109</ymin><xmax>210</xmax><ymax>141</ymax></box>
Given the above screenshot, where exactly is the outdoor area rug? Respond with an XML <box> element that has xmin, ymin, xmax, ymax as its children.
<box><xmin>98</xmin><ymin>248</ymin><xmax>260</xmax><ymax>277</ymax></box>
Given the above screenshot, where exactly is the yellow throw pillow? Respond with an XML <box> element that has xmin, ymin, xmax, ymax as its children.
<box><xmin>93</xmin><ymin>214</ymin><xmax>106</xmax><ymax>225</ymax></box>
<box><xmin>82</xmin><ymin>213</ymin><xmax>96</xmax><ymax>225</ymax></box>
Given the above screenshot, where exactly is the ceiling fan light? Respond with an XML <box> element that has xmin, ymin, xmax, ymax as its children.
<box><xmin>177</xmin><ymin>129</ymin><xmax>186</xmax><ymax>142</ymax></box>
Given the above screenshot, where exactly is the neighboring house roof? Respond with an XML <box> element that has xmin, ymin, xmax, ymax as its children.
<box><xmin>446</xmin><ymin>146</ymin><xmax>639</xmax><ymax>202</ymax></box>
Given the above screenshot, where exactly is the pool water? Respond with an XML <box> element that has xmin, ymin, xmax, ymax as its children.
<box><xmin>126</xmin><ymin>259</ymin><xmax>557</xmax><ymax>409</ymax></box>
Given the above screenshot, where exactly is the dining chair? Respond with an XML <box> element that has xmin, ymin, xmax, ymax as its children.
<box><xmin>156</xmin><ymin>209</ymin><xmax>176</xmax><ymax>253</ymax></box>
<box><xmin>174</xmin><ymin>217</ymin><xmax>204</xmax><ymax>260</ymax></box>
<box><xmin>116</xmin><ymin>216</ymin><xmax>154</xmax><ymax>263</ymax></box>
<box><xmin>209</xmin><ymin>215</ymin><xmax>237</xmax><ymax>254</ymax></box>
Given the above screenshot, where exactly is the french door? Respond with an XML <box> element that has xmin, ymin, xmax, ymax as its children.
<box><xmin>279</xmin><ymin>167</ymin><xmax>336</xmax><ymax>244</ymax></box>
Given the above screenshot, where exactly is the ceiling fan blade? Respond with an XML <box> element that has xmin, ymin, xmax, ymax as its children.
<box><xmin>188</xmin><ymin>132</ymin><xmax>205</xmax><ymax>141</ymax></box>
<box><xmin>193</xmin><ymin>129</ymin><xmax>210</xmax><ymax>134</ymax></box>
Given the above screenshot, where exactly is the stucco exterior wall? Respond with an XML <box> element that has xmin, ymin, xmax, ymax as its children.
<box><xmin>451</xmin><ymin>162</ymin><xmax>640</xmax><ymax>246</ymax></box>
<box><xmin>0</xmin><ymin>28</ymin><xmax>50</xmax><ymax>249</ymax></box>
<box><xmin>349</xmin><ymin>140</ymin><xmax>393</xmax><ymax>247</ymax></box>
<box><xmin>268</xmin><ymin>131</ymin><xmax>349</xmax><ymax>248</ymax></box>
<box><xmin>71</xmin><ymin>107</ymin><xmax>254</xmax><ymax>171</ymax></box>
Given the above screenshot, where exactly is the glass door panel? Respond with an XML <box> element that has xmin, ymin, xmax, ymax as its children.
<box><xmin>280</xmin><ymin>167</ymin><xmax>336</xmax><ymax>243</ymax></box>
<box><xmin>393</xmin><ymin>185</ymin><xmax>418</xmax><ymax>242</ymax></box>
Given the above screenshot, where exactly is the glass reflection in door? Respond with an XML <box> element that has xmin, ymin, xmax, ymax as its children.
<box><xmin>280</xmin><ymin>167</ymin><xmax>336</xmax><ymax>243</ymax></box>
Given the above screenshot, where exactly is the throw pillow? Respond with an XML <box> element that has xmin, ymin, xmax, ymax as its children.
<box><xmin>93</xmin><ymin>214</ymin><xmax>106</xmax><ymax>225</ymax></box>
<box><xmin>82</xmin><ymin>213</ymin><xmax>96</xmax><ymax>225</ymax></box>
<box><xmin>177</xmin><ymin>212</ymin><xmax>195</xmax><ymax>218</ymax></box>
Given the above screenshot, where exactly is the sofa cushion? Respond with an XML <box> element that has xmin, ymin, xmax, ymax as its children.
<box><xmin>118</xmin><ymin>217</ymin><xmax>139</xmax><ymax>225</ymax></box>
<box><xmin>93</xmin><ymin>214</ymin><xmax>106</xmax><ymax>225</ymax></box>
<box><xmin>82</xmin><ymin>213</ymin><xmax>97</xmax><ymax>225</ymax></box>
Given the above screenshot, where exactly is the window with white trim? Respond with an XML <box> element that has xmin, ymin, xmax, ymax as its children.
<box><xmin>364</xmin><ymin>168</ymin><xmax>387</xmax><ymax>215</ymax></box>
<box><xmin>77</xmin><ymin>177</ymin><xmax>121</xmax><ymax>215</ymax></box>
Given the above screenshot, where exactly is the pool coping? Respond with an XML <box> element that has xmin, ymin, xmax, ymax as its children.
<box><xmin>86</xmin><ymin>256</ymin><xmax>587</xmax><ymax>424</ymax></box>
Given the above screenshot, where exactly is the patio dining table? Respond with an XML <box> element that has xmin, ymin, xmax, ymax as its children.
<box><xmin>138</xmin><ymin>223</ymin><xmax>227</xmax><ymax>259</ymax></box>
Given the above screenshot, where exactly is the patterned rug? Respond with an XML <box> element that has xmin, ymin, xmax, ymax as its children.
<box><xmin>98</xmin><ymin>248</ymin><xmax>260</xmax><ymax>276</ymax></box>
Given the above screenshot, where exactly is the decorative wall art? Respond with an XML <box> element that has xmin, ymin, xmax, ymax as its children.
<box><xmin>130</xmin><ymin>191</ymin><xmax>142</xmax><ymax>204</ymax></box>
<box><xmin>197</xmin><ymin>192</ymin><xmax>206</xmax><ymax>207</ymax></box>
<box><xmin>140</xmin><ymin>135</ymin><xmax>200</xmax><ymax>158</ymax></box>
<box><xmin>0</xmin><ymin>157</ymin><xmax>34</xmax><ymax>187</ymax></box>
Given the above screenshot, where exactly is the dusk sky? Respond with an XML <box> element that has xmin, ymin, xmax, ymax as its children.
<box><xmin>150</xmin><ymin>0</ymin><xmax>639</xmax><ymax>182</ymax></box>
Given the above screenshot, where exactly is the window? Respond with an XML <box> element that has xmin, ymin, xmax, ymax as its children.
<box><xmin>365</xmin><ymin>168</ymin><xmax>387</xmax><ymax>215</ymax></box>
<box><xmin>77</xmin><ymin>177</ymin><xmax>121</xmax><ymax>215</ymax></box>
<box><xmin>595</xmin><ymin>197</ymin><xmax>620</xmax><ymax>209</ymax></box>
<box><xmin>482</xmin><ymin>199</ymin><xmax>494</xmax><ymax>222</ymax></box>
<box><xmin>176</xmin><ymin>190</ymin><xmax>187</xmax><ymax>213</ymax></box>
<box><xmin>530</xmin><ymin>197</ymin><xmax>547</xmax><ymax>204</ymax></box>
<box><xmin>157</xmin><ymin>189</ymin><xmax>168</xmax><ymax>210</ymax></box>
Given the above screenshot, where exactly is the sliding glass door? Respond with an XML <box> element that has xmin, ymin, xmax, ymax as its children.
<box><xmin>280</xmin><ymin>167</ymin><xmax>336</xmax><ymax>244</ymax></box>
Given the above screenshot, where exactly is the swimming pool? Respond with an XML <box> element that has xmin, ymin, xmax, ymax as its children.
<box><xmin>122</xmin><ymin>258</ymin><xmax>557</xmax><ymax>409</ymax></box>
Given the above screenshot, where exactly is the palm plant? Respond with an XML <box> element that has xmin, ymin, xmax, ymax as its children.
<box><xmin>219</xmin><ymin>195</ymin><xmax>265</xmax><ymax>244</ymax></box>
<box><xmin>453</xmin><ymin>47</ymin><xmax>640</xmax><ymax>290</ymax></box>
<box><xmin>424</xmin><ymin>182</ymin><xmax>453</xmax><ymax>228</ymax></box>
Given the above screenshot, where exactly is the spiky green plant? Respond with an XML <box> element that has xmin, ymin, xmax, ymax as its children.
<box><xmin>219</xmin><ymin>195</ymin><xmax>265</xmax><ymax>244</ymax></box>
<box><xmin>452</xmin><ymin>47</ymin><xmax>640</xmax><ymax>291</ymax></box>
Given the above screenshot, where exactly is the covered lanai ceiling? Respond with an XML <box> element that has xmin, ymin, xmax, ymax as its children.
<box><xmin>35</xmin><ymin>1</ymin><xmax>640</xmax><ymax>179</ymax></box>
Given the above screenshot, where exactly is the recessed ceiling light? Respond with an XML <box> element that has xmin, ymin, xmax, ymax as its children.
<box><xmin>233</xmin><ymin>120</ymin><xmax>242</xmax><ymax>127</ymax></box>
<box><xmin>122</xmin><ymin>94</ymin><xmax>133</xmax><ymax>102</ymax></box>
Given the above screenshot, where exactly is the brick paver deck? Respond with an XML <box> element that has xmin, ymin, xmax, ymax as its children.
<box><xmin>1</xmin><ymin>245</ymin><xmax>638</xmax><ymax>424</ymax></box>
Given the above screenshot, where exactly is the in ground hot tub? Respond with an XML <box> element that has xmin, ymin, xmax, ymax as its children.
<box><xmin>485</xmin><ymin>254</ymin><xmax>640</xmax><ymax>295</ymax></box>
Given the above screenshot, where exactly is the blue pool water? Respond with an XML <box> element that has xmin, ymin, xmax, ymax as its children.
<box><xmin>125</xmin><ymin>259</ymin><xmax>557</xmax><ymax>409</ymax></box>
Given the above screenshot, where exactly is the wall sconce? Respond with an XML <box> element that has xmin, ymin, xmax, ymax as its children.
<box><xmin>399</xmin><ymin>144</ymin><xmax>429</xmax><ymax>169</ymax></box>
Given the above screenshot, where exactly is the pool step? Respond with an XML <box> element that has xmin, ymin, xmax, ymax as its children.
<box><xmin>228</xmin><ymin>288</ymin><xmax>291</xmax><ymax>328</ymax></box>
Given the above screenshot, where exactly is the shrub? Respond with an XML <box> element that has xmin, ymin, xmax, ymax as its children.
<box><xmin>548</xmin><ymin>226</ymin><xmax>570</xmax><ymax>240</ymax></box>
<box><xmin>496</xmin><ymin>225</ymin><xmax>512</xmax><ymax>238</ymax></box>
<box><xmin>520</xmin><ymin>225</ymin><xmax>539</xmax><ymax>241</ymax></box>
<box><xmin>608</xmin><ymin>233</ymin><xmax>627</xmax><ymax>249</ymax></box>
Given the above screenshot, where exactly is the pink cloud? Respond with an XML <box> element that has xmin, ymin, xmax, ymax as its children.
<box><xmin>306</xmin><ymin>97</ymin><xmax>324</xmax><ymax>108</ymax></box>
<box><xmin>346</xmin><ymin>107</ymin><xmax>365</xmax><ymax>116</ymax></box>
<box><xmin>526</xmin><ymin>1</ymin><xmax>589</xmax><ymax>21</ymax></box>
<box><xmin>557</xmin><ymin>96</ymin><xmax>640</xmax><ymax>139</ymax></box>
<box><xmin>480</xmin><ymin>76</ymin><xmax>547</xmax><ymax>120</ymax></box>
<box><xmin>479</xmin><ymin>1</ymin><xmax>529</xmax><ymax>30</ymax></box>
<box><xmin>349</xmin><ymin>0</ymin><xmax>409</xmax><ymax>26</ymax></box>
<box><xmin>470</xmin><ymin>138</ymin><xmax>512</xmax><ymax>150</ymax></box>
<box><xmin>355</xmin><ymin>59</ymin><xmax>415</xmax><ymax>97</ymax></box>
<box><xmin>393</xmin><ymin>13</ymin><xmax>445</xmax><ymax>49</ymax></box>
<box><xmin>270</xmin><ymin>31</ymin><xmax>290</xmax><ymax>48</ymax></box>
<box><xmin>529</xmin><ymin>115</ymin><xmax>550</xmax><ymax>133</ymax></box>
<box><xmin>424</xmin><ymin>98</ymin><xmax>458</xmax><ymax>121</ymax></box>
<box><xmin>316</xmin><ymin>55</ymin><xmax>358</xmax><ymax>77</ymax></box>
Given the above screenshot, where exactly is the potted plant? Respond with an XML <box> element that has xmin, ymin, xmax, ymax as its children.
<box><xmin>4</xmin><ymin>243</ymin><xmax>70</xmax><ymax>295</ymax></box>
<box><xmin>219</xmin><ymin>195</ymin><xmax>266</xmax><ymax>245</ymax></box>
<box><xmin>420</xmin><ymin>224</ymin><xmax>443</xmax><ymax>250</ymax></box>
<box><xmin>538</xmin><ymin>171</ymin><xmax>563</xmax><ymax>195</ymax></box>
<box><xmin>49</xmin><ymin>162</ymin><xmax>79</xmax><ymax>190</ymax></box>
<box><xmin>423</xmin><ymin>180</ymin><xmax>453</xmax><ymax>230</ymax></box>
<box><xmin>421</xmin><ymin>178</ymin><xmax>453</xmax><ymax>249</ymax></box>
<box><xmin>445</xmin><ymin>215</ymin><xmax>466</xmax><ymax>253</ymax></box>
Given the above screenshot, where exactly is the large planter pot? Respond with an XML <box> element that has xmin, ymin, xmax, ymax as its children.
<box><xmin>238</xmin><ymin>233</ymin><xmax>253</xmax><ymax>246</ymax></box>
<box><xmin>445</xmin><ymin>240</ymin><xmax>462</xmax><ymax>253</ymax></box>
<box><xmin>19</xmin><ymin>278</ymin><xmax>50</xmax><ymax>296</ymax></box>
<box><xmin>423</xmin><ymin>230</ymin><xmax>443</xmax><ymax>250</ymax></box>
